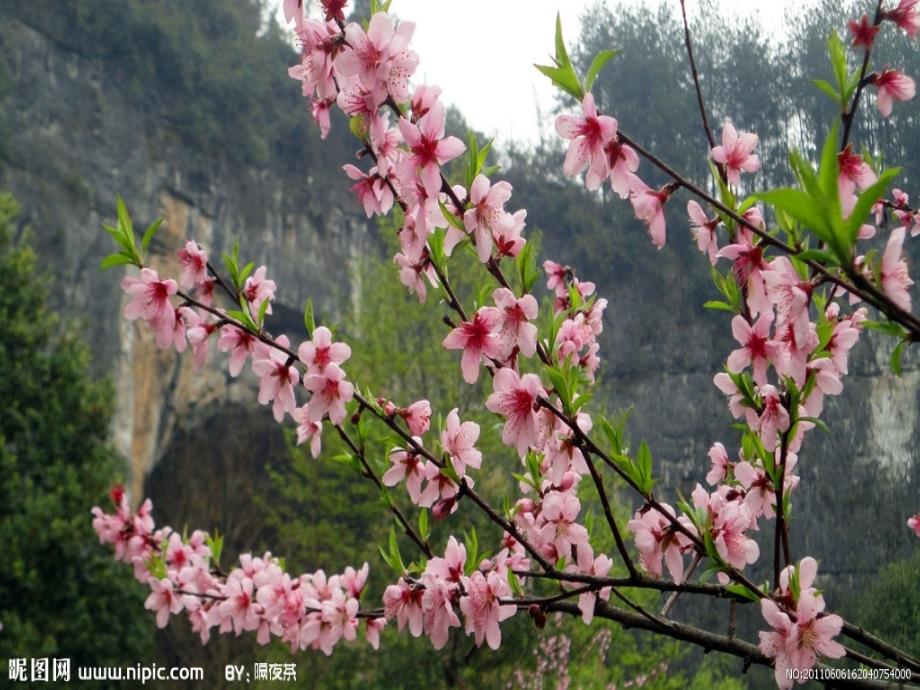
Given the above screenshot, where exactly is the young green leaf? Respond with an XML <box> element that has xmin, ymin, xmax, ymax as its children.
<box><xmin>304</xmin><ymin>298</ymin><xmax>316</xmax><ymax>336</ymax></box>
<box><xmin>141</xmin><ymin>218</ymin><xmax>164</xmax><ymax>254</ymax></box>
<box><xmin>99</xmin><ymin>252</ymin><xmax>138</xmax><ymax>271</ymax></box>
<box><xmin>584</xmin><ymin>49</ymin><xmax>620</xmax><ymax>92</ymax></box>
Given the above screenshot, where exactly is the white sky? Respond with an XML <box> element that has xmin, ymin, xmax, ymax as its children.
<box><xmin>390</xmin><ymin>0</ymin><xmax>812</xmax><ymax>146</ymax></box>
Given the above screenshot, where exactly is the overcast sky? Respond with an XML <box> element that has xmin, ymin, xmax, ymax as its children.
<box><xmin>390</xmin><ymin>0</ymin><xmax>811</xmax><ymax>146</ymax></box>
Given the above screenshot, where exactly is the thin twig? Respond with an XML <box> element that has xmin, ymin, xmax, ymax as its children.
<box><xmin>678</xmin><ymin>0</ymin><xmax>717</xmax><ymax>151</ymax></box>
<box><xmin>583</xmin><ymin>450</ymin><xmax>638</xmax><ymax>579</ymax></box>
<box><xmin>841</xmin><ymin>0</ymin><xmax>884</xmax><ymax>149</ymax></box>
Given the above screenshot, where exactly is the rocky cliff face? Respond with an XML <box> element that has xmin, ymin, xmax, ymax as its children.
<box><xmin>0</xmin><ymin>16</ymin><xmax>371</xmax><ymax>500</ymax></box>
<box><xmin>1</xmin><ymin>6</ymin><xmax>917</xmax><ymax>612</ymax></box>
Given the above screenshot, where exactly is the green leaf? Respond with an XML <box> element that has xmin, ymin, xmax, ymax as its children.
<box><xmin>464</xmin><ymin>527</ymin><xmax>479</xmax><ymax>576</ymax></box>
<box><xmin>703</xmin><ymin>300</ymin><xmax>735</xmax><ymax>313</ymax></box>
<box><xmin>507</xmin><ymin>568</ymin><xmax>524</xmax><ymax>596</ymax></box>
<box><xmin>827</xmin><ymin>30</ymin><xmax>848</xmax><ymax>95</ymax></box>
<box><xmin>799</xmin><ymin>416</ymin><xmax>831</xmax><ymax>434</ymax></box>
<box><xmin>863</xmin><ymin>319</ymin><xmax>908</xmax><ymax>338</ymax></box>
<box><xmin>795</xmin><ymin>248</ymin><xmax>837</xmax><ymax>265</ymax></box>
<box><xmin>890</xmin><ymin>341</ymin><xmax>905</xmax><ymax>376</ymax></box>
<box><xmin>636</xmin><ymin>441</ymin><xmax>654</xmax><ymax>494</ymax></box>
<box><xmin>115</xmin><ymin>194</ymin><xmax>135</xmax><ymax>243</ymax></box>
<box><xmin>103</xmin><ymin>224</ymin><xmax>136</xmax><ymax>257</ymax></box>
<box><xmin>811</xmin><ymin>78</ymin><xmax>840</xmax><ymax>104</ymax></box>
<box><xmin>554</xmin><ymin>13</ymin><xmax>571</xmax><ymax>67</ymax></box>
<box><xmin>239</xmin><ymin>261</ymin><xmax>255</xmax><ymax>285</ymax></box>
<box><xmin>222</xmin><ymin>241</ymin><xmax>241</xmax><ymax>290</ymax></box>
<box><xmin>206</xmin><ymin>531</ymin><xmax>224</xmax><ymax>566</ymax></box>
<box><xmin>517</xmin><ymin>241</ymin><xmax>539</xmax><ymax>294</ymax></box>
<box><xmin>304</xmin><ymin>298</ymin><xmax>315</xmax><ymax>336</ymax></box>
<box><xmin>818</xmin><ymin>123</ymin><xmax>841</xmax><ymax>201</ymax></box>
<box><xmin>534</xmin><ymin>63</ymin><xmax>584</xmax><ymax>101</ymax></box>
<box><xmin>418</xmin><ymin>509</ymin><xmax>429</xmax><ymax>541</ymax></box>
<box><xmin>257</xmin><ymin>296</ymin><xmax>270</xmax><ymax>327</ymax></box>
<box><xmin>756</xmin><ymin>188</ymin><xmax>831</xmax><ymax>244</ymax></box>
<box><xmin>99</xmin><ymin>252</ymin><xmax>138</xmax><ymax>271</ymax></box>
<box><xmin>708</xmin><ymin>161</ymin><xmax>736</xmax><ymax>210</ymax></box>
<box><xmin>141</xmin><ymin>218</ymin><xmax>163</xmax><ymax>253</ymax></box>
<box><xmin>584</xmin><ymin>49</ymin><xmax>619</xmax><ymax>92</ymax></box>
<box><xmin>389</xmin><ymin>526</ymin><xmax>406</xmax><ymax>573</ymax></box>
<box><xmin>725</xmin><ymin>582</ymin><xmax>761</xmax><ymax>602</ymax></box>
<box><xmin>544</xmin><ymin>365</ymin><xmax>570</xmax><ymax>410</ymax></box>
<box><xmin>438</xmin><ymin>200</ymin><xmax>466</xmax><ymax>232</ymax></box>
<box><xmin>349</xmin><ymin>114</ymin><xmax>368</xmax><ymax>141</ymax></box>
<box><xmin>846</xmin><ymin>167</ymin><xmax>900</xmax><ymax>242</ymax></box>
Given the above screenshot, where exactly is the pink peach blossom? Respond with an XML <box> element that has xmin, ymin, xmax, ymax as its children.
<box><xmin>880</xmin><ymin>226</ymin><xmax>914</xmax><ymax>311</ymax></box>
<box><xmin>710</xmin><ymin>122</ymin><xmax>760</xmax><ymax>186</ymax></box>
<box><xmin>251</xmin><ymin>336</ymin><xmax>300</xmax><ymax>423</ymax></box>
<box><xmin>382</xmin><ymin>443</ymin><xmax>427</xmax><ymax>504</ymax></box>
<box><xmin>303</xmin><ymin>363</ymin><xmax>354</xmax><ymax>425</ymax></box>
<box><xmin>462</xmin><ymin>175</ymin><xmax>514</xmax><ymax>263</ymax></box>
<box><xmin>752</xmin><ymin>385</ymin><xmax>791</xmax><ymax>452</ymax></box>
<box><xmin>441</xmin><ymin>307</ymin><xmax>502</xmax><ymax>384</ymax></box>
<box><xmin>485</xmin><ymin>368</ymin><xmax>545</xmax><ymax>456</ymax></box>
<box><xmin>394</xmin><ymin>251</ymin><xmax>438</xmax><ymax>303</ymax></box>
<box><xmin>177</xmin><ymin>240</ymin><xmax>208</xmax><ymax>289</ymax></box>
<box><xmin>293</xmin><ymin>408</ymin><xmax>323</xmax><ymax>458</ymax></box>
<box><xmin>298</xmin><ymin>326</ymin><xmax>351</xmax><ymax>376</ymax></box>
<box><xmin>441</xmin><ymin>408</ymin><xmax>482</xmax><ymax>477</ymax></box>
<box><xmin>908</xmin><ymin>513</ymin><xmax>920</xmax><ymax>537</ymax></box>
<box><xmin>492</xmin><ymin>287</ymin><xmax>538</xmax><ymax>360</ymax></box>
<box><xmin>627</xmin><ymin>504</ymin><xmax>694</xmax><ymax>583</ymax></box>
<box><xmin>400</xmin><ymin>400</ymin><xmax>431</xmax><ymax>436</ymax></box>
<box><xmin>706</xmin><ymin>442</ymin><xmax>731</xmax><ymax>485</ymax></box>
<box><xmin>849</xmin><ymin>14</ymin><xmax>881</xmax><ymax>48</ymax></box>
<box><xmin>145</xmin><ymin>578</ymin><xmax>184</xmax><ymax>628</ymax></box>
<box><xmin>121</xmin><ymin>268</ymin><xmax>177</xmax><ymax>330</ymax></box>
<box><xmin>727</xmin><ymin>313</ymin><xmax>780</xmax><ymax>386</ymax></box>
<box><xmin>555</xmin><ymin>93</ymin><xmax>618</xmax><ymax>190</ymax></box>
<box><xmin>873</xmin><ymin>68</ymin><xmax>916</xmax><ymax>117</ymax></box>
<box><xmin>885</xmin><ymin>0</ymin><xmax>920</xmax><ymax>37</ymax></box>
<box><xmin>398</xmin><ymin>100</ymin><xmax>466</xmax><ymax>196</ymax></box>
<box><xmin>383</xmin><ymin>579</ymin><xmax>424</xmax><ymax>637</ymax></box>
<box><xmin>217</xmin><ymin>325</ymin><xmax>260</xmax><ymax>377</ymax></box>
<box><xmin>688</xmin><ymin>200</ymin><xmax>720</xmax><ymax>265</ymax></box>
<box><xmin>603</xmin><ymin>138</ymin><xmax>640</xmax><ymax>198</ymax></box>
<box><xmin>243</xmin><ymin>266</ymin><xmax>277</xmax><ymax>317</ymax></box>
<box><xmin>458</xmin><ymin>571</ymin><xmax>516</xmax><ymax>650</ymax></box>
<box><xmin>627</xmin><ymin>174</ymin><xmax>669</xmax><ymax>248</ymax></box>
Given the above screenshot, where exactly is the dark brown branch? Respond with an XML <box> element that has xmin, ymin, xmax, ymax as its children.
<box><xmin>583</xmin><ymin>450</ymin><xmax>638</xmax><ymax>579</ymax></box>
<box><xmin>614</xmin><ymin>129</ymin><xmax>920</xmax><ymax>338</ymax></box>
<box><xmin>773</xmin><ymin>430</ymin><xmax>791</xmax><ymax>585</ymax></box>
<box><xmin>333</xmin><ymin>424</ymin><xmax>433</xmax><ymax>558</ymax></box>
<box><xmin>546</xmin><ymin>601</ymin><xmax>897</xmax><ymax>689</ymax></box>
<box><xmin>842</xmin><ymin>623</ymin><xmax>920</xmax><ymax>674</ymax></box>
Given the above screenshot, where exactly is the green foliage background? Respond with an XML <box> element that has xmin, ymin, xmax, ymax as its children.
<box><xmin>0</xmin><ymin>193</ymin><xmax>153</xmax><ymax>685</ymax></box>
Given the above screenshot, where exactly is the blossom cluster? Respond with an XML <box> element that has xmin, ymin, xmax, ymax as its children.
<box><xmin>383</xmin><ymin>536</ymin><xmax>522</xmax><ymax>650</ymax></box>
<box><xmin>759</xmin><ymin>558</ymin><xmax>846</xmax><ymax>690</ymax></box>
<box><xmin>286</xmin><ymin>4</ymin><xmax>529</xmax><ymax>305</ymax></box>
<box><xmin>92</xmin><ymin>487</ymin><xmax>381</xmax><ymax>653</ymax></box>
<box><xmin>121</xmin><ymin>238</ymin><xmax>362</xmax><ymax>457</ymax></box>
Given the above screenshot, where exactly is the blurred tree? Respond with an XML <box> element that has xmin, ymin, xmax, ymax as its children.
<box><xmin>0</xmin><ymin>191</ymin><xmax>153</xmax><ymax>683</ymax></box>
<box><xmin>852</xmin><ymin>549</ymin><xmax>920</xmax><ymax>658</ymax></box>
